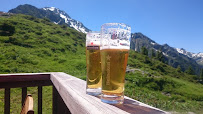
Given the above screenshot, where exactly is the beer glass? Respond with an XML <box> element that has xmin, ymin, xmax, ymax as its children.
<box><xmin>100</xmin><ymin>23</ymin><xmax>131</xmax><ymax>104</ymax></box>
<box><xmin>86</xmin><ymin>31</ymin><xmax>102</xmax><ymax>96</ymax></box>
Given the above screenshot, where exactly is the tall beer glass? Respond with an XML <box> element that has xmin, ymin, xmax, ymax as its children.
<box><xmin>100</xmin><ymin>23</ymin><xmax>131</xmax><ymax>104</ymax></box>
<box><xmin>86</xmin><ymin>31</ymin><xmax>102</xmax><ymax>96</ymax></box>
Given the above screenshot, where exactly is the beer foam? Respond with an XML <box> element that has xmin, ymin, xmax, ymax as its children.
<box><xmin>100</xmin><ymin>23</ymin><xmax>131</xmax><ymax>50</ymax></box>
<box><xmin>86</xmin><ymin>31</ymin><xmax>101</xmax><ymax>46</ymax></box>
<box><xmin>86</xmin><ymin>40</ymin><xmax>100</xmax><ymax>46</ymax></box>
<box><xmin>100</xmin><ymin>38</ymin><xmax>130</xmax><ymax>50</ymax></box>
<box><xmin>100</xmin><ymin>46</ymin><xmax>130</xmax><ymax>50</ymax></box>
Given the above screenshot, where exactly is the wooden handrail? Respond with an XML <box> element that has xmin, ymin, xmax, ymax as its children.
<box><xmin>0</xmin><ymin>72</ymin><xmax>167</xmax><ymax>114</ymax></box>
<box><xmin>51</xmin><ymin>72</ymin><xmax>167</xmax><ymax>114</ymax></box>
<box><xmin>0</xmin><ymin>73</ymin><xmax>52</xmax><ymax>114</ymax></box>
<box><xmin>0</xmin><ymin>73</ymin><xmax>52</xmax><ymax>88</ymax></box>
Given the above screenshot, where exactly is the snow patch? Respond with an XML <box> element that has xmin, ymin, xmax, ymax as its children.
<box><xmin>43</xmin><ymin>7</ymin><xmax>56</xmax><ymax>11</ymax></box>
<box><xmin>196</xmin><ymin>53</ymin><xmax>203</xmax><ymax>58</ymax></box>
<box><xmin>42</xmin><ymin>8</ymin><xmax>47</xmax><ymax>10</ymax></box>
<box><xmin>60</xmin><ymin>14</ymin><xmax>68</xmax><ymax>23</ymax></box>
<box><xmin>151</xmin><ymin>42</ymin><xmax>156</xmax><ymax>45</ymax></box>
<box><xmin>162</xmin><ymin>52</ymin><xmax>168</xmax><ymax>57</ymax></box>
<box><xmin>80</xmin><ymin>27</ymin><xmax>87</xmax><ymax>34</ymax></box>
<box><xmin>42</xmin><ymin>7</ymin><xmax>88</xmax><ymax>34</ymax></box>
<box><xmin>176</xmin><ymin>48</ymin><xmax>184</xmax><ymax>54</ymax></box>
<box><xmin>47</xmin><ymin>7</ymin><xmax>55</xmax><ymax>11</ymax></box>
<box><xmin>176</xmin><ymin>48</ymin><xmax>203</xmax><ymax>60</ymax></box>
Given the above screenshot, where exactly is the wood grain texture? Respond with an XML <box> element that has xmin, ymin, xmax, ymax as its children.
<box><xmin>20</xmin><ymin>95</ymin><xmax>34</xmax><ymax>114</ymax></box>
<box><xmin>51</xmin><ymin>72</ymin><xmax>167</xmax><ymax>114</ymax></box>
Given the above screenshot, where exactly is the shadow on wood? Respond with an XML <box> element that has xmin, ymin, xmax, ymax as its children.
<box><xmin>114</xmin><ymin>98</ymin><xmax>165</xmax><ymax>114</ymax></box>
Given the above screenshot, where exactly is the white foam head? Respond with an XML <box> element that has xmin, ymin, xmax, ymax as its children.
<box><xmin>100</xmin><ymin>23</ymin><xmax>131</xmax><ymax>50</ymax></box>
<box><xmin>86</xmin><ymin>31</ymin><xmax>100</xmax><ymax>46</ymax></box>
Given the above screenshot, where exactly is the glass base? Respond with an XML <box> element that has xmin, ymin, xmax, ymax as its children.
<box><xmin>101</xmin><ymin>94</ymin><xmax>124</xmax><ymax>104</ymax></box>
<box><xmin>86</xmin><ymin>88</ymin><xmax>101</xmax><ymax>96</ymax></box>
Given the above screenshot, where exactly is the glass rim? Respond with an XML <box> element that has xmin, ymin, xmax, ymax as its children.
<box><xmin>101</xmin><ymin>23</ymin><xmax>131</xmax><ymax>29</ymax></box>
<box><xmin>87</xmin><ymin>31</ymin><xmax>100</xmax><ymax>34</ymax></box>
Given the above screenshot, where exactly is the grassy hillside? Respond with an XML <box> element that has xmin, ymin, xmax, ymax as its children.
<box><xmin>126</xmin><ymin>51</ymin><xmax>203</xmax><ymax>113</ymax></box>
<box><xmin>0</xmin><ymin>14</ymin><xmax>202</xmax><ymax>114</ymax></box>
<box><xmin>0</xmin><ymin>14</ymin><xmax>86</xmax><ymax>77</ymax></box>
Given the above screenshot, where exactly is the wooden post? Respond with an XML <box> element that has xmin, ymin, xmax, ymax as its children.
<box><xmin>22</xmin><ymin>87</ymin><xmax>27</xmax><ymax>106</ymax></box>
<box><xmin>4</xmin><ymin>88</ymin><xmax>10</xmax><ymax>114</ymax></box>
<box><xmin>53</xmin><ymin>86</ymin><xmax>71</xmax><ymax>114</ymax></box>
<box><xmin>52</xmin><ymin>86</ymin><xmax>58</xmax><ymax>114</ymax></box>
<box><xmin>38</xmin><ymin>86</ymin><xmax>42</xmax><ymax>114</ymax></box>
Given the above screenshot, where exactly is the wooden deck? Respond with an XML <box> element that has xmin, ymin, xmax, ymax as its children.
<box><xmin>0</xmin><ymin>72</ymin><xmax>168</xmax><ymax>114</ymax></box>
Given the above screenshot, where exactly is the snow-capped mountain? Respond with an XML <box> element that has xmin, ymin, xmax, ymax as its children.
<box><xmin>130</xmin><ymin>33</ymin><xmax>202</xmax><ymax>74</ymax></box>
<box><xmin>9</xmin><ymin>4</ymin><xmax>90</xmax><ymax>33</ymax></box>
<box><xmin>176</xmin><ymin>48</ymin><xmax>203</xmax><ymax>65</ymax></box>
<box><xmin>42</xmin><ymin>7</ymin><xmax>89</xmax><ymax>33</ymax></box>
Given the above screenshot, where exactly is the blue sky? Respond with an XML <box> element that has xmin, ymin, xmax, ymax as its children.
<box><xmin>1</xmin><ymin>0</ymin><xmax>202</xmax><ymax>53</ymax></box>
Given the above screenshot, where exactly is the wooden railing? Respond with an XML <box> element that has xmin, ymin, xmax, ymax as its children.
<box><xmin>0</xmin><ymin>72</ymin><xmax>167</xmax><ymax>114</ymax></box>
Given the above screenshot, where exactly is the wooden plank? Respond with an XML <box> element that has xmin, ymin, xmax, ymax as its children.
<box><xmin>22</xmin><ymin>87</ymin><xmax>27</xmax><ymax>106</ymax></box>
<box><xmin>38</xmin><ymin>86</ymin><xmax>42</xmax><ymax>114</ymax></box>
<box><xmin>0</xmin><ymin>80</ymin><xmax>52</xmax><ymax>88</ymax></box>
<box><xmin>4</xmin><ymin>88</ymin><xmax>10</xmax><ymax>114</ymax></box>
<box><xmin>52</xmin><ymin>86</ymin><xmax>58</xmax><ymax>114</ymax></box>
<box><xmin>53</xmin><ymin>86</ymin><xmax>71</xmax><ymax>114</ymax></box>
<box><xmin>51</xmin><ymin>72</ymin><xmax>167</xmax><ymax>114</ymax></box>
<box><xmin>0</xmin><ymin>73</ymin><xmax>50</xmax><ymax>83</ymax></box>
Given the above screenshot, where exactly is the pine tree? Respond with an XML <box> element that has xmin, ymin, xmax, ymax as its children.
<box><xmin>156</xmin><ymin>51</ymin><xmax>164</xmax><ymax>62</ymax></box>
<box><xmin>151</xmin><ymin>49</ymin><xmax>156</xmax><ymax>58</ymax></box>
<box><xmin>141</xmin><ymin>46</ymin><xmax>148</xmax><ymax>56</ymax></box>
<box><xmin>185</xmin><ymin>66</ymin><xmax>195</xmax><ymax>75</ymax></box>
<box><xmin>200</xmin><ymin>69</ymin><xmax>203</xmax><ymax>81</ymax></box>
<box><xmin>176</xmin><ymin>65</ymin><xmax>182</xmax><ymax>73</ymax></box>
<box><xmin>143</xmin><ymin>56</ymin><xmax>151</xmax><ymax>64</ymax></box>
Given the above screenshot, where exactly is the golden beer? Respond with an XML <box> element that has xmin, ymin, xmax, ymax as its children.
<box><xmin>100</xmin><ymin>49</ymin><xmax>129</xmax><ymax>103</ymax></box>
<box><xmin>100</xmin><ymin>23</ymin><xmax>131</xmax><ymax>104</ymax></box>
<box><xmin>86</xmin><ymin>46</ymin><xmax>102</xmax><ymax>95</ymax></box>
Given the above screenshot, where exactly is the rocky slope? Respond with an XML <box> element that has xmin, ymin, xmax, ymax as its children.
<box><xmin>130</xmin><ymin>33</ymin><xmax>202</xmax><ymax>74</ymax></box>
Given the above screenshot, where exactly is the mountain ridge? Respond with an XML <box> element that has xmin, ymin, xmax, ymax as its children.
<box><xmin>130</xmin><ymin>33</ymin><xmax>202</xmax><ymax>75</ymax></box>
<box><xmin>176</xmin><ymin>48</ymin><xmax>203</xmax><ymax>66</ymax></box>
<box><xmin>8</xmin><ymin>4</ymin><xmax>90</xmax><ymax>33</ymax></box>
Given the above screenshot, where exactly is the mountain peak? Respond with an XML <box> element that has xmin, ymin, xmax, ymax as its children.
<box><xmin>18</xmin><ymin>4</ymin><xmax>35</xmax><ymax>8</ymax></box>
<box><xmin>41</xmin><ymin>7</ymin><xmax>89</xmax><ymax>33</ymax></box>
<box><xmin>43</xmin><ymin>7</ymin><xmax>57</xmax><ymax>11</ymax></box>
<box><xmin>163</xmin><ymin>44</ymin><xmax>170</xmax><ymax>47</ymax></box>
<box><xmin>132</xmin><ymin>32</ymin><xmax>146</xmax><ymax>38</ymax></box>
<box><xmin>9</xmin><ymin>4</ymin><xmax>90</xmax><ymax>33</ymax></box>
<box><xmin>176</xmin><ymin>48</ymin><xmax>203</xmax><ymax>65</ymax></box>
